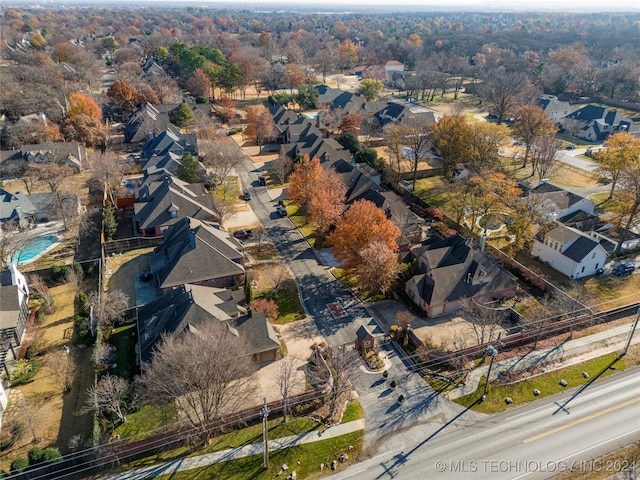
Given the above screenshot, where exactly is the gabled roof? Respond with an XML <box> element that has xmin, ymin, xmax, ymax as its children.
<box><xmin>150</xmin><ymin>217</ymin><xmax>244</xmax><ymax>289</ymax></box>
<box><xmin>124</xmin><ymin>103</ymin><xmax>181</xmax><ymax>144</ymax></box>
<box><xmin>0</xmin><ymin>190</ymin><xmax>58</xmax><ymax>227</ymax></box>
<box><xmin>137</xmin><ymin>283</ymin><xmax>279</xmax><ymax>363</ymax></box>
<box><xmin>545</xmin><ymin>225</ymin><xmax>602</xmax><ymax>262</ymax></box>
<box><xmin>141</xmin><ymin>130</ymin><xmax>197</xmax><ymax>159</ymax></box>
<box><xmin>315</xmin><ymin>85</ymin><xmax>343</xmax><ymax>105</ymax></box>
<box><xmin>134</xmin><ymin>176</ymin><xmax>218</xmax><ymax>231</ymax></box>
<box><xmin>558</xmin><ymin>210</ymin><xmax>599</xmax><ymax>232</ymax></box>
<box><xmin>525</xmin><ymin>182</ymin><xmax>590</xmax><ymax>211</ymax></box>
<box><xmin>356</xmin><ymin>325</ymin><xmax>372</xmax><ymax>341</ymax></box>
<box><xmin>408</xmin><ymin>234</ymin><xmax>516</xmax><ymax>306</ymax></box>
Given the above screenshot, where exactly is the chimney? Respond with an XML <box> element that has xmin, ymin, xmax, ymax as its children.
<box><xmin>479</xmin><ymin>234</ymin><xmax>486</xmax><ymax>252</ymax></box>
<box><xmin>247</xmin><ymin>306</ymin><xmax>252</xmax><ymax>318</ymax></box>
<box><xmin>189</xmin><ymin>230</ymin><xmax>196</xmax><ymax>249</ymax></box>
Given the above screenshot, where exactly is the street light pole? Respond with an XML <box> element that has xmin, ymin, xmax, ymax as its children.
<box><xmin>262</xmin><ymin>396</ymin><xmax>269</xmax><ymax>470</ymax></box>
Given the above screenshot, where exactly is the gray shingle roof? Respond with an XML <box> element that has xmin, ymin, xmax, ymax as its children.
<box><xmin>562</xmin><ymin>235</ymin><xmax>599</xmax><ymax>262</ymax></box>
<box><xmin>150</xmin><ymin>217</ymin><xmax>244</xmax><ymax>289</ymax></box>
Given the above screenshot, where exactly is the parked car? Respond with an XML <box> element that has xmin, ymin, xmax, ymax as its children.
<box><xmin>258</xmin><ymin>176</ymin><xmax>266</xmax><ymax>186</ymax></box>
<box><xmin>276</xmin><ymin>205</ymin><xmax>287</xmax><ymax>217</ymax></box>
<box><xmin>566</xmin><ymin>143</ymin><xmax>576</xmax><ymax>150</ymax></box>
<box><xmin>233</xmin><ymin>229</ymin><xmax>252</xmax><ymax>240</ymax></box>
<box><xmin>243</xmin><ymin>191</ymin><xmax>251</xmax><ymax>201</ymax></box>
<box><xmin>612</xmin><ymin>263</ymin><xmax>635</xmax><ymax>276</ymax></box>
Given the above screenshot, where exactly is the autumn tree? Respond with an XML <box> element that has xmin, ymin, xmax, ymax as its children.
<box><xmin>199</xmin><ymin>133</ymin><xmax>243</xmax><ymax>197</ymax></box>
<box><xmin>215</xmin><ymin>94</ymin><xmax>234</xmax><ymax>124</ymax></box>
<box><xmin>468</xmin><ymin>122</ymin><xmax>510</xmax><ymax>172</ymax></box>
<box><xmin>249</xmin><ymin>298</ymin><xmax>279</xmax><ymax>322</ymax></box>
<box><xmin>355</xmin><ymin>240</ymin><xmax>402</xmax><ymax>295</ymax></box>
<box><xmin>511</xmin><ymin>104</ymin><xmax>558</xmax><ymax>169</ymax></box>
<box><xmin>330</xmin><ymin>199</ymin><xmax>400</xmax><ymax>271</ymax></box>
<box><xmin>429</xmin><ymin>115</ymin><xmax>472</xmax><ymax>179</ymax></box>
<box><xmin>245</xmin><ymin>105</ymin><xmax>275</xmax><ymax>148</ymax></box>
<box><xmin>140</xmin><ymin>321</ymin><xmax>257</xmax><ymax>443</ymax></box>
<box><xmin>613</xmin><ymin>162</ymin><xmax>640</xmax><ymax>257</ymax></box>
<box><xmin>67</xmin><ymin>92</ymin><xmax>102</xmax><ymax>120</ymax></box>
<box><xmin>185</xmin><ymin>69</ymin><xmax>212</xmax><ymax>100</ymax></box>
<box><xmin>286</xmin><ymin>155</ymin><xmax>322</xmax><ymax>221</ymax></box>
<box><xmin>339</xmin><ymin>114</ymin><xmax>362</xmax><ymax>134</ymax></box>
<box><xmin>358</xmin><ymin>78</ymin><xmax>384</xmax><ymax>101</ymax></box>
<box><xmin>60</xmin><ymin>114</ymin><xmax>106</xmax><ymax>147</ymax></box>
<box><xmin>597</xmin><ymin>132</ymin><xmax>640</xmax><ymax>199</ymax></box>
<box><xmin>85</xmin><ymin>374</ymin><xmax>136</xmax><ymax>424</ymax></box>
<box><xmin>467</xmin><ymin>173</ymin><xmax>521</xmax><ymax>234</ymax></box>
<box><xmin>308</xmin><ymin>172</ymin><xmax>346</xmax><ymax>241</ymax></box>
<box><xmin>107</xmin><ymin>80</ymin><xmax>139</xmax><ymax>113</ymax></box>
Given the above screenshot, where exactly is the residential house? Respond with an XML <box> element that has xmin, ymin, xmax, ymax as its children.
<box><xmin>0</xmin><ymin>189</ymin><xmax>80</xmax><ymax>228</ymax></box>
<box><xmin>21</xmin><ymin>141</ymin><xmax>87</xmax><ymax>172</ymax></box>
<box><xmin>149</xmin><ymin>217</ymin><xmax>245</xmax><ymax>292</ymax></box>
<box><xmin>376</xmin><ymin>100</ymin><xmax>441</xmax><ymax>127</ymax></box>
<box><xmin>538</xmin><ymin>95</ymin><xmax>580</xmax><ymax>124</ymax></box>
<box><xmin>124</xmin><ymin>103</ymin><xmax>182</xmax><ymax>144</ymax></box>
<box><xmin>405</xmin><ymin>234</ymin><xmax>517</xmax><ymax>317</ymax></box>
<box><xmin>136</xmin><ymin>283</ymin><xmax>280</xmax><ymax>366</ymax></box>
<box><xmin>0</xmin><ymin>263</ymin><xmax>29</xmax><ymax>376</ymax></box>
<box><xmin>314</xmin><ymin>85</ymin><xmax>344</xmax><ymax>109</ymax></box>
<box><xmin>134</xmin><ymin>175</ymin><xmax>218</xmax><ymax>236</ymax></box>
<box><xmin>531</xmin><ymin>225</ymin><xmax>608</xmax><ymax>279</ymax></box>
<box><xmin>562</xmin><ymin>105</ymin><xmax>639</xmax><ymax>142</ymax></box>
<box><xmin>139</xmin><ymin>129</ymin><xmax>199</xmax><ymax>177</ymax></box>
<box><xmin>383</xmin><ymin>60</ymin><xmax>405</xmax><ymax>82</ymax></box>
<box><xmin>521</xmin><ymin>181</ymin><xmax>595</xmax><ymax>220</ymax></box>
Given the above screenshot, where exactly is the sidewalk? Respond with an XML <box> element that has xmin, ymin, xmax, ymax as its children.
<box><xmin>99</xmin><ymin>419</ymin><xmax>365</xmax><ymax>479</ymax></box>
<box><xmin>448</xmin><ymin>322</ymin><xmax>640</xmax><ymax>399</ymax></box>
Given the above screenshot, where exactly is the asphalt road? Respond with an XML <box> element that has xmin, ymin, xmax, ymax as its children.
<box><xmin>234</xmin><ymin>147</ymin><xmax>377</xmax><ymax>347</ymax></box>
<box><xmin>327</xmin><ymin>367</ymin><xmax>640</xmax><ymax>480</ymax></box>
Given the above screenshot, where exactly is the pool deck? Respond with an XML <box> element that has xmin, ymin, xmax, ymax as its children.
<box><xmin>10</xmin><ymin>221</ymin><xmax>66</xmax><ymax>266</ymax></box>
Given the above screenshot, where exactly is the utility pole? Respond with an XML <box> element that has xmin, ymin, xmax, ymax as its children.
<box><xmin>482</xmin><ymin>334</ymin><xmax>501</xmax><ymax>401</ymax></box>
<box><xmin>618</xmin><ymin>307</ymin><xmax>640</xmax><ymax>360</ymax></box>
<box><xmin>262</xmin><ymin>396</ymin><xmax>270</xmax><ymax>470</ymax></box>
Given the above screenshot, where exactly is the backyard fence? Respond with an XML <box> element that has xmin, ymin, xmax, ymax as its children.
<box><xmin>102</xmin><ymin>236</ymin><xmax>163</xmax><ymax>257</ymax></box>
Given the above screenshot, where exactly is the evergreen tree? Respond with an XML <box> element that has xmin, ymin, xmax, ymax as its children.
<box><xmin>177</xmin><ymin>152</ymin><xmax>201</xmax><ymax>183</ymax></box>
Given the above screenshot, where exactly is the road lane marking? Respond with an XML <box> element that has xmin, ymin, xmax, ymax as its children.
<box><xmin>523</xmin><ymin>396</ymin><xmax>640</xmax><ymax>443</ymax></box>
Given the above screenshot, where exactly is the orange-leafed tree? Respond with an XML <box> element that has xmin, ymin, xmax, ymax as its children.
<box><xmin>107</xmin><ymin>80</ymin><xmax>138</xmax><ymax>112</ymax></box>
<box><xmin>355</xmin><ymin>240</ymin><xmax>402</xmax><ymax>295</ymax></box>
<box><xmin>307</xmin><ymin>168</ymin><xmax>346</xmax><ymax>239</ymax></box>
<box><xmin>287</xmin><ymin>155</ymin><xmax>323</xmax><ymax>221</ymax></box>
<box><xmin>249</xmin><ymin>298</ymin><xmax>279</xmax><ymax>322</ymax></box>
<box><xmin>339</xmin><ymin>114</ymin><xmax>362</xmax><ymax>134</ymax></box>
<box><xmin>245</xmin><ymin>105</ymin><xmax>275</xmax><ymax>148</ymax></box>
<box><xmin>215</xmin><ymin>94</ymin><xmax>234</xmax><ymax>124</ymax></box>
<box><xmin>330</xmin><ymin>199</ymin><xmax>400</xmax><ymax>271</ymax></box>
<box><xmin>67</xmin><ymin>92</ymin><xmax>102</xmax><ymax>120</ymax></box>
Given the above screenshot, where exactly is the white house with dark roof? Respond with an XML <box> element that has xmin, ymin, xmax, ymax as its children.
<box><xmin>531</xmin><ymin>225</ymin><xmax>608</xmax><ymax>279</ymax></box>
<box><xmin>562</xmin><ymin>105</ymin><xmax>639</xmax><ymax>142</ymax></box>
<box><xmin>538</xmin><ymin>95</ymin><xmax>580</xmax><ymax>124</ymax></box>
<box><xmin>522</xmin><ymin>181</ymin><xmax>595</xmax><ymax>220</ymax></box>
<box><xmin>0</xmin><ymin>263</ymin><xmax>29</xmax><ymax>377</ymax></box>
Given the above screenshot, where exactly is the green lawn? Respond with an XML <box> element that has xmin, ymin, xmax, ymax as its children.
<box><xmin>115</xmin><ymin>403</ymin><xmax>178</xmax><ymax>440</ymax></box>
<box><xmin>273</xmin><ymin>278</ymin><xmax>306</xmax><ymax>324</ymax></box>
<box><xmin>341</xmin><ymin>399</ymin><xmax>365</xmax><ymax>423</ymax></box>
<box><xmin>289</xmin><ymin>205</ymin><xmax>317</xmax><ymax>244</ymax></box>
<box><xmin>109</xmin><ymin>323</ymin><xmax>138</xmax><ymax>380</ymax></box>
<box><xmin>153</xmin><ymin>431</ymin><xmax>364</xmax><ymax>480</ymax></box>
<box><xmin>455</xmin><ymin>352</ymin><xmax>627</xmax><ymax>414</ymax></box>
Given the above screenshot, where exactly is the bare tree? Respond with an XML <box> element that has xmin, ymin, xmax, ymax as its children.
<box><xmin>89</xmin><ymin>290</ymin><xmax>130</xmax><ymax>329</ymax></box>
<box><xmin>85</xmin><ymin>374</ymin><xmax>136</xmax><ymax>424</ymax></box>
<box><xmin>272</xmin><ymin>152</ymin><xmax>294</xmax><ymax>184</ymax></box>
<box><xmin>0</xmin><ymin>224</ymin><xmax>34</xmax><ymax>269</ymax></box>
<box><xmin>398</xmin><ymin>115</ymin><xmax>433</xmax><ymax>189</ymax></box>
<box><xmin>18</xmin><ymin>396</ymin><xmax>45</xmax><ymax>442</ymax></box>
<box><xmin>461</xmin><ymin>298</ymin><xmax>503</xmax><ymax>347</ymax></box>
<box><xmin>46</xmin><ymin>350</ymin><xmax>76</xmax><ymax>393</ymax></box>
<box><xmin>140</xmin><ymin>321</ymin><xmax>257</xmax><ymax>443</ymax></box>
<box><xmin>308</xmin><ymin>345</ymin><xmax>360</xmax><ymax>419</ymax></box>
<box><xmin>396</xmin><ymin>310</ymin><xmax>414</xmax><ymax>346</ymax></box>
<box><xmin>275</xmin><ymin>356</ymin><xmax>303</xmax><ymax>423</ymax></box>
<box><xmin>200</xmin><ymin>134</ymin><xmax>244</xmax><ymax>199</ymax></box>
<box><xmin>90</xmin><ymin>152</ymin><xmax>124</xmax><ymax>206</ymax></box>
<box><xmin>530</xmin><ymin>135</ymin><xmax>561</xmax><ymax>181</ymax></box>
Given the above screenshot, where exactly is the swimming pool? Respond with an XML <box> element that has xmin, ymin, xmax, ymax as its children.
<box><xmin>13</xmin><ymin>235</ymin><xmax>59</xmax><ymax>264</ymax></box>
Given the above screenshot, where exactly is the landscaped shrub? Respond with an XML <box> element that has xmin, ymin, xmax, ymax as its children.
<box><xmin>49</xmin><ymin>265</ymin><xmax>69</xmax><ymax>283</ymax></box>
<box><xmin>10</xmin><ymin>457</ymin><xmax>28</xmax><ymax>474</ymax></box>
<box><xmin>40</xmin><ymin>447</ymin><xmax>62</xmax><ymax>464</ymax></box>
<box><xmin>75</xmin><ymin>292</ymin><xmax>90</xmax><ymax>317</ymax></box>
<box><xmin>36</xmin><ymin>307</ymin><xmax>46</xmax><ymax>323</ymax></box>
<box><xmin>389</xmin><ymin>380</ymin><xmax>397</xmax><ymax>388</ymax></box>
<box><xmin>28</xmin><ymin>447</ymin><xmax>44</xmax><ymax>465</ymax></box>
<box><xmin>73</xmin><ymin>315</ymin><xmax>91</xmax><ymax>344</ymax></box>
<box><xmin>9</xmin><ymin>359</ymin><xmax>39</xmax><ymax>386</ymax></box>
<box><xmin>0</xmin><ymin>420</ymin><xmax>22</xmax><ymax>449</ymax></box>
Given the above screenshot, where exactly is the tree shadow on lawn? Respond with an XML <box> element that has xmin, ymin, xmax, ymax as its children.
<box><xmin>55</xmin><ymin>347</ymin><xmax>94</xmax><ymax>454</ymax></box>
